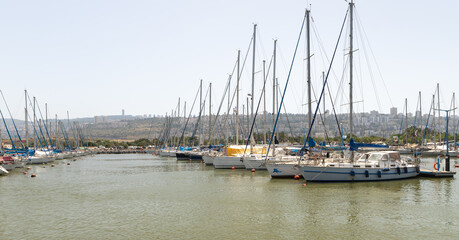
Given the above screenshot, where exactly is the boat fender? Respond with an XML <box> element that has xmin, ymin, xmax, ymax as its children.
<box><xmin>404</xmin><ymin>166</ymin><xmax>408</xmax><ymax>173</ymax></box>
<box><xmin>350</xmin><ymin>170</ymin><xmax>355</xmax><ymax>177</ymax></box>
<box><xmin>415</xmin><ymin>166</ymin><xmax>420</xmax><ymax>173</ymax></box>
<box><xmin>364</xmin><ymin>170</ymin><xmax>369</xmax><ymax>178</ymax></box>
<box><xmin>396</xmin><ymin>166</ymin><xmax>401</xmax><ymax>175</ymax></box>
<box><xmin>433</xmin><ymin>162</ymin><xmax>440</xmax><ymax>171</ymax></box>
<box><xmin>377</xmin><ymin>170</ymin><xmax>382</xmax><ymax>178</ymax></box>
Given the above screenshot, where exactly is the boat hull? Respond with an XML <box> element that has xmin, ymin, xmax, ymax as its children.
<box><xmin>213</xmin><ymin>156</ymin><xmax>245</xmax><ymax>169</ymax></box>
<box><xmin>176</xmin><ymin>152</ymin><xmax>190</xmax><ymax>161</ymax></box>
<box><xmin>243</xmin><ymin>158</ymin><xmax>267</xmax><ymax>170</ymax></box>
<box><xmin>266</xmin><ymin>163</ymin><xmax>301</xmax><ymax>178</ymax></box>
<box><xmin>299</xmin><ymin>165</ymin><xmax>419</xmax><ymax>182</ymax></box>
<box><xmin>202</xmin><ymin>155</ymin><xmax>214</xmax><ymax>166</ymax></box>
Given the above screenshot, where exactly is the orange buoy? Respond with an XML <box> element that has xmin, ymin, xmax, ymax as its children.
<box><xmin>251</xmin><ymin>169</ymin><xmax>255</xmax><ymax>172</ymax></box>
<box><xmin>294</xmin><ymin>175</ymin><xmax>300</xmax><ymax>180</ymax></box>
<box><xmin>31</xmin><ymin>174</ymin><xmax>36</xmax><ymax>178</ymax></box>
<box><xmin>302</xmin><ymin>183</ymin><xmax>306</xmax><ymax>186</ymax></box>
<box><xmin>434</xmin><ymin>162</ymin><xmax>440</xmax><ymax>170</ymax></box>
<box><xmin>232</xmin><ymin>167</ymin><xmax>235</xmax><ymax>170</ymax></box>
<box><xmin>455</xmin><ymin>164</ymin><xmax>459</xmax><ymax>168</ymax></box>
<box><xmin>23</xmin><ymin>172</ymin><xmax>28</xmax><ymax>175</ymax></box>
<box><xmin>51</xmin><ymin>164</ymin><xmax>55</xmax><ymax>167</ymax></box>
<box><xmin>67</xmin><ymin>162</ymin><xmax>70</xmax><ymax>165</ymax></box>
<box><xmin>27</xmin><ymin>167</ymin><xmax>31</xmax><ymax>170</ymax></box>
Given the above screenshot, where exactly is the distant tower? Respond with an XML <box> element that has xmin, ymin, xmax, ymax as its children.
<box><xmin>390</xmin><ymin>107</ymin><xmax>397</xmax><ymax>116</ymax></box>
<box><xmin>94</xmin><ymin>116</ymin><xmax>99</xmax><ymax>123</ymax></box>
<box><xmin>122</xmin><ymin>109</ymin><xmax>125</xmax><ymax>116</ymax></box>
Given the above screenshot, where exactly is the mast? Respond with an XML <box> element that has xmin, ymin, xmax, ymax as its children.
<box><xmin>323</xmin><ymin>71</ymin><xmax>326</xmax><ymax>128</ymax></box>
<box><xmin>263</xmin><ymin>60</ymin><xmax>267</xmax><ymax>144</ymax></box>
<box><xmin>272</xmin><ymin>40</ymin><xmax>277</xmax><ymax>139</ymax></box>
<box><xmin>251</xmin><ymin>24</ymin><xmax>257</xmax><ymax>140</ymax></box>
<box><xmin>33</xmin><ymin>96</ymin><xmax>36</xmax><ymax>149</ymax></box>
<box><xmin>236</xmin><ymin>50</ymin><xmax>240</xmax><ymax>145</ymax></box>
<box><xmin>405</xmin><ymin>98</ymin><xmax>408</xmax><ymax>145</ymax></box>
<box><xmin>437</xmin><ymin>83</ymin><xmax>441</xmax><ymax>145</ymax></box>
<box><xmin>419</xmin><ymin>91</ymin><xmax>422</xmax><ymax>141</ymax></box>
<box><xmin>306</xmin><ymin>8</ymin><xmax>312</xmax><ymax>134</ymax></box>
<box><xmin>349</xmin><ymin>0</ymin><xmax>355</xmax><ymax>161</ymax></box>
<box><xmin>55</xmin><ymin>114</ymin><xmax>58</xmax><ymax>149</ymax></box>
<box><xmin>209</xmin><ymin>82</ymin><xmax>212</xmax><ymax>145</ymax></box>
<box><xmin>199</xmin><ymin>79</ymin><xmax>203</xmax><ymax>146</ymax></box>
<box><xmin>25</xmin><ymin>90</ymin><xmax>28</xmax><ymax>153</ymax></box>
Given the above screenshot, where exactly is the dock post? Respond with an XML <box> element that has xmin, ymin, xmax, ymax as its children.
<box><xmin>445</xmin><ymin>154</ymin><xmax>450</xmax><ymax>171</ymax></box>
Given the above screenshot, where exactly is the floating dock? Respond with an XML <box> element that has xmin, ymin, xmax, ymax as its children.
<box><xmin>419</xmin><ymin>169</ymin><xmax>456</xmax><ymax>178</ymax></box>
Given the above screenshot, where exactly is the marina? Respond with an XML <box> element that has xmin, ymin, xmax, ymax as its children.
<box><xmin>1</xmin><ymin>154</ymin><xmax>458</xmax><ymax>239</ymax></box>
<box><xmin>1</xmin><ymin>0</ymin><xmax>459</xmax><ymax>239</ymax></box>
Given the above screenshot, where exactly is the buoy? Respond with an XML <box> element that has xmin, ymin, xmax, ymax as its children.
<box><xmin>294</xmin><ymin>175</ymin><xmax>300</xmax><ymax>180</ymax></box>
<box><xmin>455</xmin><ymin>164</ymin><xmax>459</xmax><ymax>168</ymax></box>
<box><xmin>302</xmin><ymin>183</ymin><xmax>306</xmax><ymax>186</ymax></box>
<box><xmin>251</xmin><ymin>169</ymin><xmax>255</xmax><ymax>172</ymax></box>
<box><xmin>433</xmin><ymin>162</ymin><xmax>440</xmax><ymax>171</ymax></box>
<box><xmin>73</xmin><ymin>158</ymin><xmax>77</xmax><ymax>161</ymax></box>
<box><xmin>67</xmin><ymin>162</ymin><xmax>70</xmax><ymax>165</ymax></box>
<box><xmin>51</xmin><ymin>164</ymin><xmax>55</xmax><ymax>167</ymax></box>
<box><xmin>23</xmin><ymin>172</ymin><xmax>28</xmax><ymax>175</ymax></box>
<box><xmin>31</xmin><ymin>174</ymin><xmax>36</xmax><ymax>178</ymax></box>
<box><xmin>232</xmin><ymin>167</ymin><xmax>235</xmax><ymax>170</ymax></box>
<box><xmin>27</xmin><ymin>167</ymin><xmax>31</xmax><ymax>170</ymax></box>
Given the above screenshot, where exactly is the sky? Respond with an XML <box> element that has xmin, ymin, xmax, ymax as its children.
<box><xmin>0</xmin><ymin>0</ymin><xmax>458</xmax><ymax>120</ymax></box>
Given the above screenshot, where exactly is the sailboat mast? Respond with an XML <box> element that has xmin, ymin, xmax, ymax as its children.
<box><xmin>25</xmin><ymin>90</ymin><xmax>28</xmax><ymax>153</ymax></box>
<box><xmin>199</xmin><ymin>79</ymin><xmax>203</xmax><ymax>146</ymax></box>
<box><xmin>209</xmin><ymin>82</ymin><xmax>212</xmax><ymax>145</ymax></box>
<box><xmin>437</xmin><ymin>83</ymin><xmax>441</xmax><ymax>145</ymax></box>
<box><xmin>251</xmin><ymin>24</ymin><xmax>257</xmax><ymax>137</ymax></box>
<box><xmin>272</xmin><ymin>40</ymin><xmax>277</xmax><ymax>139</ymax></box>
<box><xmin>236</xmin><ymin>50</ymin><xmax>240</xmax><ymax>145</ymax></box>
<box><xmin>306</xmin><ymin>9</ymin><xmax>312</xmax><ymax>134</ymax></box>
<box><xmin>349</xmin><ymin>0</ymin><xmax>354</xmax><ymax>142</ymax></box>
<box><xmin>263</xmin><ymin>60</ymin><xmax>267</xmax><ymax>144</ymax></box>
<box><xmin>405</xmin><ymin>98</ymin><xmax>408</xmax><ymax>145</ymax></box>
<box><xmin>33</xmin><ymin>97</ymin><xmax>36</xmax><ymax>149</ymax></box>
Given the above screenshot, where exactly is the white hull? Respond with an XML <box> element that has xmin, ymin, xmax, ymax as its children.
<box><xmin>0</xmin><ymin>166</ymin><xmax>8</xmax><ymax>175</ymax></box>
<box><xmin>299</xmin><ymin>165</ymin><xmax>419</xmax><ymax>182</ymax></box>
<box><xmin>213</xmin><ymin>156</ymin><xmax>245</xmax><ymax>169</ymax></box>
<box><xmin>243</xmin><ymin>158</ymin><xmax>267</xmax><ymax>170</ymax></box>
<box><xmin>266</xmin><ymin>162</ymin><xmax>301</xmax><ymax>178</ymax></box>
<box><xmin>202</xmin><ymin>155</ymin><xmax>214</xmax><ymax>166</ymax></box>
<box><xmin>27</xmin><ymin>157</ymin><xmax>51</xmax><ymax>164</ymax></box>
<box><xmin>167</xmin><ymin>151</ymin><xmax>176</xmax><ymax>157</ymax></box>
<box><xmin>159</xmin><ymin>151</ymin><xmax>169</xmax><ymax>157</ymax></box>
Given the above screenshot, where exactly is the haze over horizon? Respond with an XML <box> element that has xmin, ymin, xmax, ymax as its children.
<box><xmin>0</xmin><ymin>0</ymin><xmax>457</xmax><ymax>120</ymax></box>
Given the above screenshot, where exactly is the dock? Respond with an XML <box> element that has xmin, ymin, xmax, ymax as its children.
<box><xmin>419</xmin><ymin>169</ymin><xmax>456</xmax><ymax>178</ymax></box>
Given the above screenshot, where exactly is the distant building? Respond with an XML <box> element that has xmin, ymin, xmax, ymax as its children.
<box><xmin>390</xmin><ymin>107</ymin><xmax>397</xmax><ymax>116</ymax></box>
<box><xmin>122</xmin><ymin>109</ymin><xmax>125</xmax><ymax>117</ymax></box>
<box><xmin>102</xmin><ymin>116</ymin><xmax>107</xmax><ymax>122</ymax></box>
<box><xmin>94</xmin><ymin>116</ymin><xmax>99</xmax><ymax>123</ymax></box>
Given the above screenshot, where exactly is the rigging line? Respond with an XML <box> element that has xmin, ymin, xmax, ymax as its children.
<box><xmin>302</xmin><ymin>9</ymin><xmax>350</xmax><ymax>152</ymax></box>
<box><xmin>178</xmin><ymin>84</ymin><xmax>201</xmax><ymax>147</ymax></box>
<box><xmin>355</xmin><ymin>18</ymin><xmax>383</xmax><ymax>113</ymax></box>
<box><xmin>189</xmin><ymin>86</ymin><xmax>210</xmax><ymax>146</ymax></box>
<box><xmin>310</xmin><ymin>83</ymin><xmax>330</xmax><ymax>143</ymax></box>
<box><xmin>421</xmin><ymin>96</ymin><xmax>435</xmax><ymax>145</ymax></box>
<box><xmin>354</xmin><ymin>9</ymin><xmax>393</xmax><ymax>107</ymax></box>
<box><xmin>266</xmin><ymin>11</ymin><xmax>307</xmax><ymax>160</ymax></box>
<box><xmin>0</xmin><ymin>109</ymin><xmax>17</xmax><ymax>150</ymax></box>
<box><xmin>326</xmin><ymin>79</ymin><xmax>345</xmax><ymax>146</ymax></box>
<box><xmin>277</xmin><ymin>83</ymin><xmax>295</xmax><ymax>139</ymax></box>
<box><xmin>0</xmin><ymin>90</ymin><xmax>25</xmax><ymax>148</ymax></box>
<box><xmin>25</xmin><ymin>94</ymin><xmax>49</xmax><ymax>147</ymax></box>
<box><xmin>411</xmin><ymin>96</ymin><xmax>421</xmax><ymax>143</ymax></box>
<box><xmin>244</xmin><ymin>56</ymin><xmax>273</xmax><ymax>152</ymax></box>
<box><xmin>26</xmin><ymin>110</ymin><xmax>46</xmax><ymax>150</ymax></box>
<box><xmin>211</xmin><ymin>37</ymin><xmax>254</xmax><ymax>144</ymax></box>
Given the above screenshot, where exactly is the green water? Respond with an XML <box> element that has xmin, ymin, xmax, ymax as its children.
<box><xmin>1</xmin><ymin>154</ymin><xmax>458</xmax><ymax>239</ymax></box>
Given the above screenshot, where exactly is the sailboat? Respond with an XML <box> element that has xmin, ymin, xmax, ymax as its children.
<box><xmin>298</xmin><ymin>1</ymin><xmax>420</xmax><ymax>182</ymax></box>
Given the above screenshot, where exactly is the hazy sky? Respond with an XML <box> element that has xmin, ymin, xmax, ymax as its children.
<box><xmin>0</xmin><ymin>0</ymin><xmax>458</xmax><ymax>119</ymax></box>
